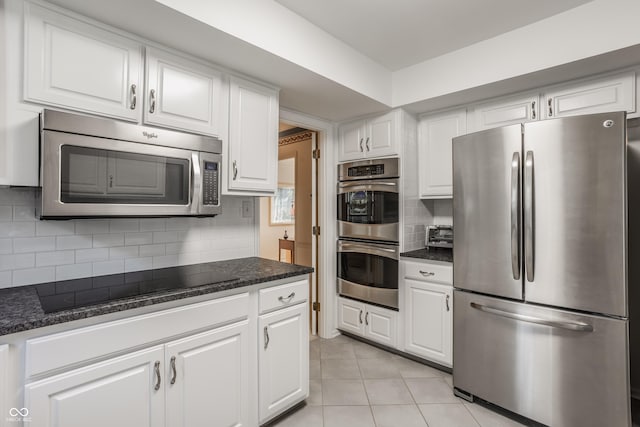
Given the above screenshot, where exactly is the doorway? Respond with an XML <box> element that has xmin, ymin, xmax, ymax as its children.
<box><xmin>259</xmin><ymin>123</ymin><xmax>319</xmax><ymax>335</ymax></box>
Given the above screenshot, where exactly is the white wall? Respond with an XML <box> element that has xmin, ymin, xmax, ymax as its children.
<box><xmin>0</xmin><ymin>188</ymin><xmax>256</xmax><ymax>288</ymax></box>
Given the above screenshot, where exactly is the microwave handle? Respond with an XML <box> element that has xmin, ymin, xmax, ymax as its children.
<box><xmin>191</xmin><ymin>153</ymin><xmax>202</xmax><ymax>215</ymax></box>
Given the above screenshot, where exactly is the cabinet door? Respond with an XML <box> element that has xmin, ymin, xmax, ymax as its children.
<box><xmin>24</xmin><ymin>3</ymin><xmax>142</xmax><ymax>121</ymax></box>
<box><xmin>259</xmin><ymin>303</ymin><xmax>308</xmax><ymax>423</ymax></box>
<box><xmin>404</xmin><ymin>279</ymin><xmax>452</xmax><ymax>366</ymax></box>
<box><xmin>166</xmin><ymin>321</ymin><xmax>249</xmax><ymax>427</ymax></box>
<box><xmin>364</xmin><ymin>304</ymin><xmax>397</xmax><ymax>347</ymax></box>
<box><xmin>24</xmin><ymin>346</ymin><xmax>164</xmax><ymax>427</ymax></box>
<box><xmin>144</xmin><ymin>48</ymin><xmax>224</xmax><ymax>136</ymax></box>
<box><xmin>338</xmin><ymin>120</ymin><xmax>366</xmax><ymax>162</ymax></box>
<box><xmin>418</xmin><ymin>109</ymin><xmax>466</xmax><ymax>199</ymax></box>
<box><xmin>228</xmin><ymin>76</ymin><xmax>279</xmax><ymax>193</ymax></box>
<box><xmin>366</xmin><ymin>111</ymin><xmax>397</xmax><ymax>158</ymax></box>
<box><xmin>545</xmin><ymin>72</ymin><xmax>635</xmax><ymax>118</ymax></box>
<box><xmin>337</xmin><ymin>297</ymin><xmax>365</xmax><ymax>336</ymax></box>
<box><xmin>472</xmin><ymin>95</ymin><xmax>539</xmax><ymax>131</ymax></box>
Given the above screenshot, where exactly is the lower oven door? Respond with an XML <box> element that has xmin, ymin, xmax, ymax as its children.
<box><xmin>337</xmin><ymin>240</ymin><xmax>399</xmax><ymax>309</ymax></box>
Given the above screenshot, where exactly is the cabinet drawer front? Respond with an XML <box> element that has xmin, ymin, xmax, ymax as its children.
<box><xmin>26</xmin><ymin>293</ymin><xmax>249</xmax><ymax>379</ymax></box>
<box><xmin>403</xmin><ymin>260</ymin><xmax>452</xmax><ymax>284</ymax></box>
<box><xmin>259</xmin><ymin>280</ymin><xmax>308</xmax><ymax>314</ymax></box>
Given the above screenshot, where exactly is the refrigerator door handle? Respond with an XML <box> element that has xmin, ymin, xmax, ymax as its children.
<box><xmin>524</xmin><ymin>150</ymin><xmax>535</xmax><ymax>282</ymax></box>
<box><xmin>469</xmin><ymin>302</ymin><xmax>593</xmax><ymax>332</ymax></box>
<box><xmin>510</xmin><ymin>152</ymin><xmax>521</xmax><ymax>280</ymax></box>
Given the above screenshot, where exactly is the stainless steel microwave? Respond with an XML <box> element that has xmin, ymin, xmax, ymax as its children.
<box><xmin>39</xmin><ymin>109</ymin><xmax>222</xmax><ymax>219</ymax></box>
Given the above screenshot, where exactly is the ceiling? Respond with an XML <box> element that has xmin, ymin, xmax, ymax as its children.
<box><xmin>274</xmin><ymin>0</ymin><xmax>592</xmax><ymax>71</ymax></box>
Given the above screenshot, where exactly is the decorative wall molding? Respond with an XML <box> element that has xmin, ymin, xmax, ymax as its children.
<box><xmin>279</xmin><ymin>131</ymin><xmax>313</xmax><ymax>146</ymax></box>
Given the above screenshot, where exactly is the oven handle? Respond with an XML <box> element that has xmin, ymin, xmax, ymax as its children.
<box><xmin>190</xmin><ymin>152</ymin><xmax>201</xmax><ymax>215</ymax></box>
<box><xmin>337</xmin><ymin>241</ymin><xmax>399</xmax><ymax>260</ymax></box>
<box><xmin>337</xmin><ymin>181</ymin><xmax>399</xmax><ymax>195</ymax></box>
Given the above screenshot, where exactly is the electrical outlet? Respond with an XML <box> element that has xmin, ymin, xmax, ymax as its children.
<box><xmin>241</xmin><ymin>200</ymin><xmax>252</xmax><ymax>218</ymax></box>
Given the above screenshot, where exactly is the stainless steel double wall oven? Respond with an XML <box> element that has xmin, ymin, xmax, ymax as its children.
<box><xmin>337</xmin><ymin>158</ymin><xmax>399</xmax><ymax>309</ymax></box>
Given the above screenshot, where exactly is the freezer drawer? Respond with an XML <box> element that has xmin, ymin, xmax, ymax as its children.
<box><xmin>453</xmin><ymin>290</ymin><xmax>630</xmax><ymax>427</ymax></box>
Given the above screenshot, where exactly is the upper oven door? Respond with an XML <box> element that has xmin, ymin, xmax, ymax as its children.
<box><xmin>41</xmin><ymin>130</ymin><xmax>200</xmax><ymax>217</ymax></box>
<box><xmin>337</xmin><ymin>179</ymin><xmax>399</xmax><ymax>242</ymax></box>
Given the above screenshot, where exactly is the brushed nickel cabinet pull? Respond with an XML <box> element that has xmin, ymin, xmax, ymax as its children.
<box><xmin>149</xmin><ymin>89</ymin><xmax>156</xmax><ymax>114</ymax></box>
<box><xmin>446</xmin><ymin>295</ymin><xmax>450</xmax><ymax>312</ymax></box>
<box><xmin>130</xmin><ymin>84</ymin><xmax>137</xmax><ymax>110</ymax></box>
<box><xmin>359</xmin><ymin>310</ymin><xmax>363</xmax><ymax>324</ymax></box>
<box><xmin>531</xmin><ymin>101</ymin><xmax>536</xmax><ymax>119</ymax></box>
<box><xmin>232</xmin><ymin>160</ymin><xmax>238</xmax><ymax>180</ymax></box>
<box><xmin>278</xmin><ymin>292</ymin><xmax>296</xmax><ymax>302</ymax></box>
<box><xmin>170</xmin><ymin>356</ymin><xmax>177</xmax><ymax>385</ymax></box>
<box><xmin>548</xmin><ymin>98</ymin><xmax>553</xmax><ymax>117</ymax></box>
<box><xmin>365</xmin><ymin>137</ymin><xmax>370</xmax><ymax>151</ymax></box>
<box><xmin>153</xmin><ymin>361</ymin><xmax>161</xmax><ymax>391</ymax></box>
<box><xmin>365</xmin><ymin>311</ymin><xmax>369</xmax><ymax>326</ymax></box>
<box><xmin>264</xmin><ymin>326</ymin><xmax>270</xmax><ymax>349</ymax></box>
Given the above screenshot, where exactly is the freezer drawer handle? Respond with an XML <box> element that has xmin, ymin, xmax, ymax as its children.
<box><xmin>470</xmin><ymin>302</ymin><xmax>593</xmax><ymax>332</ymax></box>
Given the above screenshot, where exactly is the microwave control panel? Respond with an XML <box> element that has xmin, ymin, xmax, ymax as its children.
<box><xmin>202</xmin><ymin>161</ymin><xmax>219</xmax><ymax>206</ymax></box>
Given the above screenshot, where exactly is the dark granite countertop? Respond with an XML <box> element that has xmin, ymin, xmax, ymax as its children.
<box><xmin>400</xmin><ymin>248</ymin><xmax>453</xmax><ymax>263</ymax></box>
<box><xmin>0</xmin><ymin>257</ymin><xmax>313</xmax><ymax>336</ymax></box>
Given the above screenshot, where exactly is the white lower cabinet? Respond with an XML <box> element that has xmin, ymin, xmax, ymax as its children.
<box><xmin>25</xmin><ymin>346</ymin><xmax>165</xmax><ymax>427</ymax></box>
<box><xmin>337</xmin><ymin>297</ymin><xmax>397</xmax><ymax>348</ymax></box>
<box><xmin>165</xmin><ymin>321</ymin><xmax>249</xmax><ymax>427</ymax></box>
<box><xmin>259</xmin><ymin>302</ymin><xmax>308</xmax><ymax>424</ymax></box>
<box><xmin>404</xmin><ymin>279</ymin><xmax>452</xmax><ymax>367</ymax></box>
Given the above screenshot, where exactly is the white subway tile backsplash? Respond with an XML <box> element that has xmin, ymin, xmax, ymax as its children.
<box><xmin>139</xmin><ymin>244</ymin><xmax>166</xmax><ymax>257</ymax></box>
<box><xmin>75</xmin><ymin>248</ymin><xmax>110</xmax><ymax>264</ymax></box>
<box><xmin>109</xmin><ymin>219</ymin><xmax>140</xmax><ymax>233</ymax></box>
<box><xmin>36</xmin><ymin>221</ymin><xmax>75</xmax><ymax>236</ymax></box>
<box><xmin>13</xmin><ymin>205</ymin><xmax>35</xmax><ymax>221</ymax></box>
<box><xmin>13</xmin><ymin>267</ymin><xmax>56</xmax><ymax>286</ymax></box>
<box><xmin>93</xmin><ymin>259</ymin><xmax>124</xmax><ymax>276</ymax></box>
<box><xmin>153</xmin><ymin>254</ymin><xmax>178</xmax><ymax>269</ymax></box>
<box><xmin>124</xmin><ymin>232</ymin><xmax>153</xmax><ymax>246</ymax></box>
<box><xmin>124</xmin><ymin>257</ymin><xmax>153</xmax><ymax>273</ymax></box>
<box><xmin>153</xmin><ymin>231</ymin><xmax>179</xmax><ymax>244</ymax></box>
<box><xmin>93</xmin><ymin>233</ymin><xmax>125</xmax><ymax>248</ymax></box>
<box><xmin>56</xmin><ymin>235</ymin><xmax>93</xmax><ymax>250</ymax></box>
<box><xmin>0</xmin><ymin>189</ymin><xmax>255</xmax><ymax>288</ymax></box>
<box><xmin>0</xmin><ymin>239</ymin><xmax>12</xmax><ymax>255</ymax></box>
<box><xmin>36</xmin><ymin>250</ymin><xmax>75</xmax><ymax>267</ymax></box>
<box><xmin>109</xmin><ymin>246</ymin><xmax>139</xmax><ymax>260</ymax></box>
<box><xmin>56</xmin><ymin>263</ymin><xmax>93</xmax><ymax>281</ymax></box>
<box><xmin>0</xmin><ymin>222</ymin><xmax>35</xmax><ymax>238</ymax></box>
<box><xmin>13</xmin><ymin>236</ymin><xmax>56</xmax><ymax>253</ymax></box>
<box><xmin>74</xmin><ymin>219</ymin><xmax>109</xmax><ymax>235</ymax></box>
<box><xmin>0</xmin><ymin>206</ymin><xmax>13</xmax><ymax>221</ymax></box>
<box><xmin>0</xmin><ymin>271</ymin><xmax>11</xmax><ymax>287</ymax></box>
<box><xmin>0</xmin><ymin>254</ymin><xmax>35</xmax><ymax>271</ymax></box>
<box><xmin>139</xmin><ymin>218</ymin><xmax>165</xmax><ymax>232</ymax></box>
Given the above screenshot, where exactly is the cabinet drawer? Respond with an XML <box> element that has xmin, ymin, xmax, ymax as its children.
<box><xmin>259</xmin><ymin>280</ymin><xmax>308</xmax><ymax>314</ymax></box>
<box><xmin>25</xmin><ymin>292</ymin><xmax>249</xmax><ymax>379</ymax></box>
<box><xmin>403</xmin><ymin>260</ymin><xmax>452</xmax><ymax>284</ymax></box>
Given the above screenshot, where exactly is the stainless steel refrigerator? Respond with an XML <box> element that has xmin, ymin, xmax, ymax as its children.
<box><xmin>452</xmin><ymin>111</ymin><xmax>631</xmax><ymax>427</ymax></box>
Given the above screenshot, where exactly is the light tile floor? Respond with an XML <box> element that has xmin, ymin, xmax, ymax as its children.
<box><xmin>270</xmin><ymin>334</ymin><xmax>528</xmax><ymax>427</ymax></box>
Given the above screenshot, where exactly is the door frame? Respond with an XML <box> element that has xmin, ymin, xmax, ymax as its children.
<box><xmin>278</xmin><ymin>108</ymin><xmax>337</xmax><ymax>339</ymax></box>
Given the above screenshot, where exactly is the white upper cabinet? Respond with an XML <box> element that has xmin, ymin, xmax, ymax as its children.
<box><xmin>227</xmin><ymin>75</ymin><xmax>279</xmax><ymax>194</ymax></box>
<box><xmin>24</xmin><ymin>2</ymin><xmax>143</xmax><ymax>122</ymax></box>
<box><xmin>418</xmin><ymin>109</ymin><xmax>466</xmax><ymax>199</ymax></box>
<box><xmin>544</xmin><ymin>72</ymin><xmax>636</xmax><ymax>118</ymax></box>
<box><xmin>471</xmin><ymin>94</ymin><xmax>539</xmax><ymax>132</ymax></box>
<box><xmin>338</xmin><ymin>111</ymin><xmax>398</xmax><ymax>162</ymax></box>
<box><xmin>144</xmin><ymin>48</ymin><xmax>225</xmax><ymax>137</ymax></box>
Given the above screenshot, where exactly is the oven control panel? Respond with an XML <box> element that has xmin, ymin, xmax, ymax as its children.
<box><xmin>202</xmin><ymin>161</ymin><xmax>219</xmax><ymax>206</ymax></box>
<box><xmin>347</xmin><ymin>164</ymin><xmax>385</xmax><ymax>177</ymax></box>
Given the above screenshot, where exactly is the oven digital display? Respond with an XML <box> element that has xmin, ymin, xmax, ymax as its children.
<box><xmin>347</xmin><ymin>164</ymin><xmax>385</xmax><ymax>177</ymax></box>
